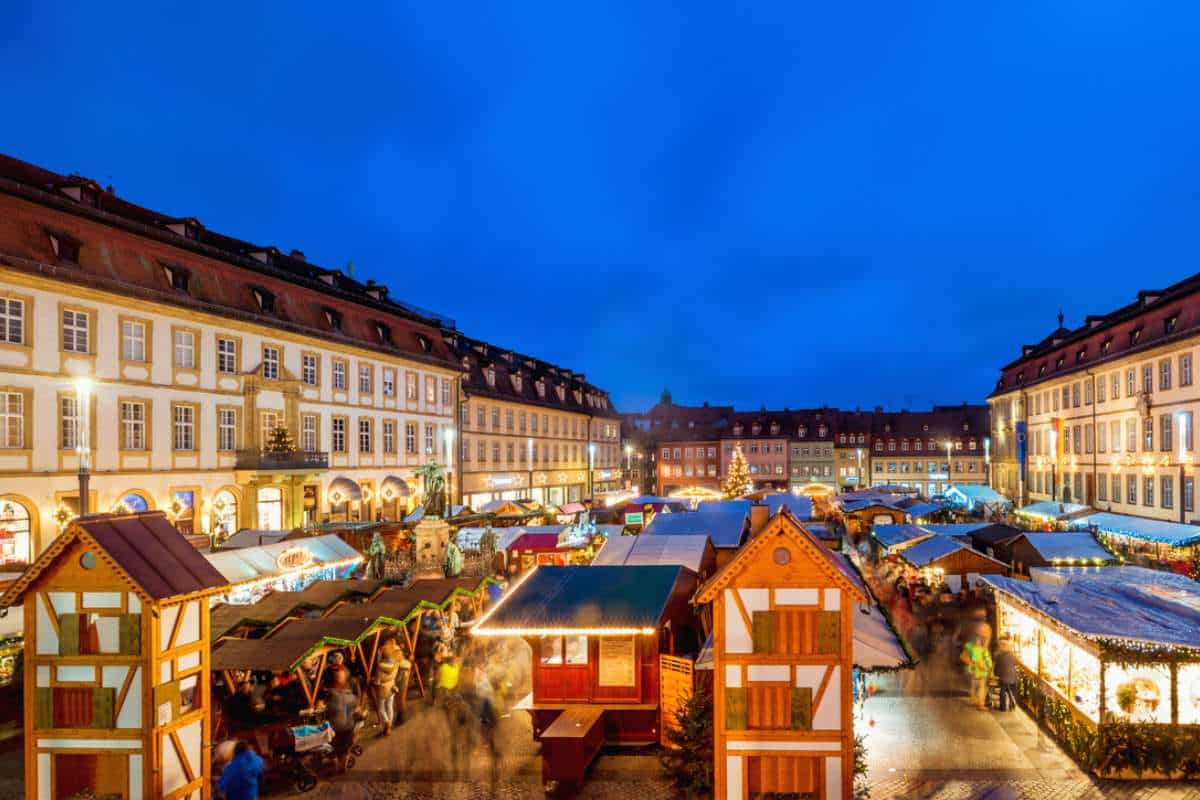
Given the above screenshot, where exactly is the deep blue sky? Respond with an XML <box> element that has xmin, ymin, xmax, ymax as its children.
<box><xmin>5</xmin><ymin>4</ymin><xmax>1200</xmax><ymax>413</ymax></box>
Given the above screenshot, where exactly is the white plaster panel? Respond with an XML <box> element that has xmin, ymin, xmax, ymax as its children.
<box><xmin>823</xmin><ymin>588</ymin><xmax>841</xmax><ymax>611</ymax></box>
<box><xmin>726</xmin><ymin>755</ymin><xmax>743</xmax><ymax>800</ymax></box>
<box><xmin>725</xmin><ymin>665</ymin><xmax>742</xmax><ymax>688</ymax></box>
<box><xmin>738</xmin><ymin>588</ymin><xmax>770</xmax><ymax>613</ymax></box>
<box><xmin>129</xmin><ymin>754</ymin><xmax>143</xmax><ymax>800</ymax></box>
<box><xmin>177</xmin><ymin>719</ymin><xmax>202</xmax><ymax>782</ymax></box>
<box><xmin>0</xmin><ymin>455</ymin><xmax>27</xmax><ymax>471</ymax></box>
<box><xmin>37</xmin><ymin>739</ymin><xmax>141</xmax><ymax>749</ymax></box>
<box><xmin>48</xmin><ymin>592</ymin><xmax>76</xmax><ymax>616</ymax></box>
<box><xmin>0</xmin><ymin>349</ymin><xmax>29</xmax><ymax>368</ymax></box>
<box><xmin>176</xmin><ymin>373</ymin><xmax>197</xmax><ymax>387</ymax></box>
<box><xmin>724</xmin><ymin>590</ymin><xmax>752</xmax><ymax>653</ymax></box>
<box><xmin>747</xmin><ymin>665</ymin><xmax>790</xmax><ymax>682</ymax></box>
<box><xmin>162</xmin><ymin>731</ymin><xmax>186</xmax><ymax>794</ymax></box>
<box><xmin>96</xmin><ymin>616</ymin><xmax>120</xmax><ymax>653</ymax></box>
<box><xmin>37</xmin><ymin>753</ymin><xmax>50</xmax><ymax>800</ymax></box>
<box><xmin>161</xmin><ymin>661</ymin><xmax>172</xmax><ymax>684</ymax></box>
<box><xmin>218</xmin><ymin>377</ymin><xmax>238</xmax><ymax>391</ymax></box>
<box><xmin>102</xmin><ymin>666</ymin><xmax>128</xmax><ymax>689</ymax></box>
<box><xmin>178</xmin><ymin>651</ymin><xmax>201</xmax><ymax>673</ymax></box>
<box><xmin>177</xmin><ymin>600</ymin><xmax>200</xmax><ymax>645</ymax></box>
<box><xmin>727</xmin><ymin>740</ymin><xmax>840</xmax><ymax>751</ymax></box>
<box><xmin>775</xmin><ymin>588</ymin><xmax>819</xmax><ymax>605</ymax></box>
<box><xmin>57</xmin><ymin>665</ymin><xmax>96</xmax><ymax>683</ymax></box>
<box><xmin>174</xmin><ymin>455</ymin><xmax>199</xmax><ymax>470</ymax></box>
<box><xmin>128</xmin><ymin>594</ymin><xmax>141</xmax><ymax>614</ymax></box>
<box><xmin>122</xmin><ymin>455</ymin><xmax>150</xmax><ymax>470</ymax></box>
<box><xmin>36</xmin><ymin>666</ymin><xmax>50</xmax><ymax>687</ymax></box>
<box><xmin>793</xmin><ymin>664</ymin><xmax>825</xmax><ymax>690</ymax></box>
<box><xmin>35</xmin><ymin>595</ymin><xmax>57</xmax><ymax>655</ymax></box>
<box><xmin>814</xmin><ymin>666</ymin><xmax>841</xmax><ymax>730</ymax></box>
<box><xmin>117</xmin><ymin>668</ymin><xmax>142</xmax><ymax>729</ymax></box>
<box><xmin>160</xmin><ymin>605</ymin><xmax>180</xmax><ymax>652</ymax></box>
<box><xmin>82</xmin><ymin>592</ymin><xmax>122</xmax><ymax>608</ymax></box>
<box><xmin>826</xmin><ymin>755</ymin><xmax>842</xmax><ymax>800</ymax></box>
<box><xmin>122</xmin><ymin>365</ymin><xmax>149</xmax><ymax>382</ymax></box>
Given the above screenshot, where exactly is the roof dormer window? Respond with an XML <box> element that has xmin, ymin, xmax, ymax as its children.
<box><xmin>415</xmin><ymin>334</ymin><xmax>432</xmax><ymax>353</ymax></box>
<box><xmin>817</xmin><ymin>425</ymin><xmax>827</xmax><ymax>437</ymax></box>
<box><xmin>462</xmin><ymin>356</ymin><xmax>471</xmax><ymax>370</ymax></box>
<box><xmin>512</xmin><ymin>374</ymin><xmax>523</xmax><ymax>393</ymax></box>
<box><xmin>323</xmin><ymin>307</ymin><xmax>342</xmax><ymax>331</ymax></box>
<box><xmin>573</xmin><ymin>389</ymin><xmax>582</xmax><ymax>404</ymax></box>
<box><xmin>1166</xmin><ymin>314</ymin><xmax>1179</xmax><ymax>334</ymax></box>
<box><xmin>733</xmin><ymin>424</ymin><xmax>744</xmax><ymax>435</ymax></box>
<box><xmin>1055</xmin><ymin>356</ymin><xmax>1064</xmax><ymax>370</ymax></box>
<box><xmin>47</xmin><ymin>230</ymin><xmax>81</xmax><ymax>264</ymax></box>
<box><xmin>556</xmin><ymin>385</ymin><xmax>566</xmax><ymax>402</ymax></box>
<box><xmin>374</xmin><ymin>322</ymin><xmax>392</xmax><ymax>345</ymax></box>
<box><xmin>688</xmin><ymin>420</ymin><xmax>695</xmax><ymax>428</ymax></box>
<box><xmin>798</xmin><ymin>425</ymin><xmax>807</xmax><ymax>438</ymax></box>
<box><xmin>1017</xmin><ymin>371</ymin><xmax>1025</xmax><ymax>384</ymax></box>
<box><xmin>1101</xmin><ymin>339</ymin><xmax>1112</xmax><ymax>355</ymax></box>
<box><xmin>1130</xmin><ymin>327</ymin><xmax>1142</xmax><ymax>346</ymax></box>
<box><xmin>1038</xmin><ymin>364</ymin><xmax>1046</xmax><ymax>377</ymax></box>
<box><xmin>1076</xmin><ymin>348</ymin><xmax>1087</xmax><ymax>363</ymax></box>
<box><xmin>751</xmin><ymin>423</ymin><xmax>761</xmax><ymax>435</ymax></box>
<box><xmin>161</xmin><ymin>263</ymin><xmax>190</xmax><ymax>293</ymax></box>
<box><xmin>485</xmin><ymin>367</ymin><xmax>496</xmax><ymax>387</ymax></box>
<box><xmin>769</xmin><ymin>422</ymin><xmax>780</xmax><ymax>434</ymax></box>
<box><xmin>536</xmin><ymin>380</ymin><xmax>546</xmax><ymax>398</ymax></box>
<box><xmin>251</xmin><ymin>287</ymin><xmax>275</xmax><ymax>313</ymax></box>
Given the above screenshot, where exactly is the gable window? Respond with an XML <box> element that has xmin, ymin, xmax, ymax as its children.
<box><xmin>0</xmin><ymin>298</ymin><xmax>25</xmax><ymax>345</ymax></box>
<box><xmin>217</xmin><ymin>337</ymin><xmax>238</xmax><ymax>374</ymax></box>
<box><xmin>62</xmin><ymin>309</ymin><xmax>90</xmax><ymax>353</ymax></box>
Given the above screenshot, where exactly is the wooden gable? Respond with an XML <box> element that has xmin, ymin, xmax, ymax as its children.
<box><xmin>3</xmin><ymin>529</ymin><xmax>145</xmax><ymax>608</ymax></box>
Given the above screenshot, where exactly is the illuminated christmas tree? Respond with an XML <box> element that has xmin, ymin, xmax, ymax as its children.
<box><xmin>723</xmin><ymin>445</ymin><xmax>752</xmax><ymax>498</ymax></box>
<box><xmin>266</xmin><ymin>425</ymin><xmax>296</xmax><ymax>454</ymax></box>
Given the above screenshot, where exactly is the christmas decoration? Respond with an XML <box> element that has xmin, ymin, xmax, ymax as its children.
<box><xmin>722</xmin><ymin>445</ymin><xmax>752</xmax><ymax>498</ymax></box>
<box><xmin>266</xmin><ymin>425</ymin><xmax>297</xmax><ymax>454</ymax></box>
<box><xmin>659</xmin><ymin>689</ymin><xmax>713</xmax><ymax>796</ymax></box>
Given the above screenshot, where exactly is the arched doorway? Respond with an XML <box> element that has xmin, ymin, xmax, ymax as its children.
<box><xmin>327</xmin><ymin>478</ymin><xmax>363</xmax><ymax>522</ymax></box>
<box><xmin>257</xmin><ymin>486</ymin><xmax>283</xmax><ymax>530</ymax></box>
<box><xmin>0</xmin><ymin>497</ymin><xmax>33</xmax><ymax>566</ymax></box>
<box><xmin>115</xmin><ymin>491</ymin><xmax>152</xmax><ymax>513</ymax></box>
<box><xmin>212</xmin><ymin>489</ymin><xmax>239</xmax><ymax>540</ymax></box>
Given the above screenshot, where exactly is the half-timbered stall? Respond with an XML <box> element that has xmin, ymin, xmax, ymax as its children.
<box><xmin>983</xmin><ymin>567</ymin><xmax>1200</xmax><ymax>778</ymax></box>
<box><xmin>472</xmin><ymin>564</ymin><xmax>702</xmax><ymax>789</ymax></box>
<box><xmin>695</xmin><ymin>510</ymin><xmax>868</xmax><ymax>800</ymax></box>
<box><xmin>1</xmin><ymin>511</ymin><xmax>229</xmax><ymax>800</ymax></box>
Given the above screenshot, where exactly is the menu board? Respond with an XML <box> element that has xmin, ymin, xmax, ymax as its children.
<box><xmin>598</xmin><ymin>636</ymin><xmax>636</xmax><ymax>687</ymax></box>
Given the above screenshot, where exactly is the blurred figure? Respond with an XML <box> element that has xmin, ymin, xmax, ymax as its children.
<box><xmin>994</xmin><ymin>638</ymin><xmax>1018</xmax><ymax>712</ymax></box>
<box><xmin>372</xmin><ymin>638</ymin><xmax>402</xmax><ymax>736</ymax></box>
<box><xmin>218</xmin><ymin>740</ymin><xmax>264</xmax><ymax>800</ymax></box>
<box><xmin>961</xmin><ymin>634</ymin><xmax>993</xmax><ymax>710</ymax></box>
<box><xmin>325</xmin><ymin>668</ymin><xmax>360</xmax><ymax>771</ymax></box>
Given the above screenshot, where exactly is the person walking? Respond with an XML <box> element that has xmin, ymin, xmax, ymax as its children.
<box><xmin>324</xmin><ymin>669</ymin><xmax>360</xmax><ymax>772</ymax></box>
<box><xmin>994</xmin><ymin>638</ymin><xmax>1018</xmax><ymax>712</ymax></box>
<box><xmin>371</xmin><ymin>638</ymin><xmax>402</xmax><ymax>736</ymax></box>
<box><xmin>217</xmin><ymin>740</ymin><xmax>264</xmax><ymax>800</ymax></box>
<box><xmin>961</xmin><ymin>634</ymin><xmax>993</xmax><ymax>710</ymax></box>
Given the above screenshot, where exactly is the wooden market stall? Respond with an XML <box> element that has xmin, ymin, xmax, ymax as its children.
<box><xmin>1</xmin><ymin>511</ymin><xmax>230</xmax><ymax>800</ymax></box>
<box><xmin>694</xmin><ymin>508</ymin><xmax>869</xmax><ymax>800</ymax></box>
<box><xmin>1006</xmin><ymin>532</ymin><xmax>1120</xmax><ymax>576</ymax></box>
<box><xmin>984</xmin><ymin>567</ymin><xmax>1200</xmax><ymax>778</ymax></box>
<box><xmin>1068</xmin><ymin>511</ymin><xmax>1200</xmax><ymax>572</ymax></box>
<box><xmin>472</xmin><ymin>564</ymin><xmax>702</xmax><ymax>789</ymax></box>
<box><xmin>895</xmin><ymin>535</ymin><xmax>1009</xmax><ymax>592</ymax></box>
<box><xmin>1012</xmin><ymin>501</ymin><xmax>1093</xmax><ymax>531</ymax></box>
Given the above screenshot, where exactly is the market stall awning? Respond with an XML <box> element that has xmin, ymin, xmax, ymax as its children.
<box><xmin>380</xmin><ymin>475</ymin><xmax>411</xmax><ymax>499</ymax></box>
<box><xmin>210</xmin><ymin>592</ymin><xmax>315</xmax><ymax>641</ymax></box>
<box><xmin>899</xmin><ymin>535</ymin><xmax>1006</xmax><ymax>569</ymax></box>
<box><xmin>643</xmin><ymin>509</ymin><xmax>748</xmax><ymax>549</ymax></box>
<box><xmin>558</xmin><ymin>503</ymin><xmax>587</xmax><ymax>515</ymax></box>
<box><xmin>1069</xmin><ymin>511</ymin><xmax>1200</xmax><ymax>548</ymax></box>
<box><xmin>945</xmin><ymin>484</ymin><xmax>1011</xmax><ymax>507</ymax></box>
<box><xmin>473</xmin><ymin>565</ymin><xmax>687</xmax><ymax>633</ymax></box>
<box><xmin>981</xmin><ymin>567</ymin><xmax>1200</xmax><ymax>650</ymax></box>
<box><xmin>328</xmin><ymin>477</ymin><xmax>363</xmax><ymax>504</ymax></box>
<box><xmin>904</xmin><ymin>502</ymin><xmax>945</xmax><ymax>520</ymax></box>
<box><xmin>205</xmin><ymin>534</ymin><xmax>362</xmax><ymax>587</ymax></box>
<box><xmin>871</xmin><ymin>524</ymin><xmax>935</xmax><ymax>551</ymax></box>
<box><xmin>1014</xmin><ymin>532</ymin><xmax>1119</xmax><ymax>564</ymax></box>
<box><xmin>1015</xmin><ymin>501</ymin><xmax>1091</xmax><ymax>521</ymax></box>
<box><xmin>591</xmin><ymin>533</ymin><xmax>711</xmax><ymax>574</ymax></box>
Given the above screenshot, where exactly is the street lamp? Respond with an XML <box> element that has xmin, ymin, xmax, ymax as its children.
<box><xmin>74</xmin><ymin>377</ymin><xmax>92</xmax><ymax>516</ymax></box>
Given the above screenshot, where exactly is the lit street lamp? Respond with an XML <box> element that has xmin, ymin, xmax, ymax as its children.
<box><xmin>74</xmin><ymin>377</ymin><xmax>92</xmax><ymax>516</ymax></box>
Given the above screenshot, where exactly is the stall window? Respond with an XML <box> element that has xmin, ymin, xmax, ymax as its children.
<box><xmin>564</xmin><ymin>634</ymin><xmax>588</xmax><ymax>664</ymax></box>
<box><xmin>540</xmin><ymin>636</ymin><xmax>563</xmax><ymax>665</ymax></box>
<box><xmin>539</xmin><ymin>635</ymin><xmax>588</xmax><ymax>665</ymax></box>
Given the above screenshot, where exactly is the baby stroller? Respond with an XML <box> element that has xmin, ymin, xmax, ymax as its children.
<box><xmin>267</xmin><ymin>717</ymin><xmax>363</xmax><ymax>791</ymax></box>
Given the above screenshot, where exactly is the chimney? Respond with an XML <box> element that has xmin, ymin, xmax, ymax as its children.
<box><xmin>749</xmin><ymin>503</ymin><xmax>769</xmax><ymax>536</ymax></box>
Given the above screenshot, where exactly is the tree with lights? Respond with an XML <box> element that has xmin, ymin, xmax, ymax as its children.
<box><xmin>266</xmin><ymin>425</ymin><xmax>296</xmax><ymax>454</ymax></box>
<box><xmin>723</xmin><ymin>445</ymin><xmax>752</xmax><ymax>498</ymax></box>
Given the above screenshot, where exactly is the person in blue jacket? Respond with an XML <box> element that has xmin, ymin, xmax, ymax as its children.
<box><xmin>218</xmin><ymin>740</ymin><xmax>264</xmax><ymax>800</ymax></box>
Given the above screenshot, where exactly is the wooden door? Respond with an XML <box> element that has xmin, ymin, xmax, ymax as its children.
<box><xmin>747</xmin><ymin>754</ymin><xmax>823</xmax><ymax>798</ymax></box>
<box><xmin>54</xmin><ymin>752</ymin><xmax>129</xmax><ymax>799</ymax></box>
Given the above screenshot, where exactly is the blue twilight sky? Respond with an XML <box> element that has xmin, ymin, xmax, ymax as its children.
<box><xmin>4</xmin><ymin>3</ymin><xmax>1200</xmax><ymax>413</ymax></box>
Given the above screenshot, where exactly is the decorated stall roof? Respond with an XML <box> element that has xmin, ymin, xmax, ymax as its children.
<box><xmin>642</xmin><ymin>509</ymin><xmax>748</xmax><ymax>548</ymax></box>
<box><xmin>210</xmin><ymin>637</ymin><xmax>321</xmax><ymax>673</ymax></box>
<box><xmin>761</xmin><ymin>494</ymin><xmax>814</xmax><ymax>521</ymax></box>
<box><xmin>945</xmin><ymin>483</ymin><xmax>1011</xmax><ymax>508</ymax></box>
<box><xmin>507</xmin><ymin>532</ymin><xmax>565</xmax><ymax>552</ymax></box>
<box><xmin>473</xmin><ymin>565</ymin><xmax>688</xmax><ymax>633</ymax></box>
<box><xmin>325</xmin><ymin>577</ymin><xmax>493</xmax><ymax>627</ymax></box>
<box><xmin>1015</xmin><ymin>501</ymin><xmax>1092</xmax><ymax>521</ymax></box>
<box><xmin>219</xmin><ymin>529</ymin><xmax>296</xmax><ymax>549</ymax></box>
<box><xmin>294</xmin><ymin>578</ymin><xmax>387</xmax><ymax>608</ymax></box>
<box><xmin>842</xmin><ymin>498</ymin><xmax>901</xmax><ymax>513</ymax></box>
<box><xmin>899</xmin><ymin>535</ymin><xmax>974</xmax><ymax>567</ymax></box>
<box><xmin>904</xmin><ymin>502</ymin><xmax>944</xmax><ymax>520</ymax></box>
<box><xmin>981</xmin><ymin>568</ymin><xmax>1200</xmax><ymax>650</ymax></box>
<box><xmin>205</xmin><ymin>534</ymin><xmax>362</xmax><ymax>587</ymax></box>
<box><xmin>1069</xmin><ymin>512</ymin><xmax>1200</xmax><ymax>548</ymax></box>
<box><xmin>210</xmin><ymin>592</ymin><xmax>315</xmax><ymax>640</ymax></box>
<box><xmin>1014</xmin><ymin>532</ymin><xmax>1118</xmax><ymax>564</ymax></box>
<box><xmin>591</xmin><ymin>534</ymin><xmax>711</xmax><ymax>573</ymax></box>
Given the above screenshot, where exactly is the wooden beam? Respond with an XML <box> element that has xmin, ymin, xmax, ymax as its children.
<box><xmin>114</xmin><ymin>665</ymin><xmax>138</xmax><ymax>720</ymax></box>
<box><xmin>38</xmin><ymin>592</ymin><xmax>60</xmax><ymax>635</ymax></box>
<box><xmin>813</xmin><ymin>664</ymin><xmax>834</xmax><ymax>712</ymax></box>
<box><xmin>730</xmin><ymin>588</ymin><xmax>753</xmax><ymax>636</ymax></box>
<box><xmin>168</xmin><ymin>730</ymin><xmax>196</xmax><ymax>783</ymax></box>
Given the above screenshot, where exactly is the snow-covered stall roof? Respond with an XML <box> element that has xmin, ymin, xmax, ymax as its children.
<box><xmin>1069</xmin><ymin>512</ymin><xmax>1200</xmax><ymax>547</ymax></box>
<box><xmin>871</xmin><ymin>524</ymin><xmax>935</xmax><ymax>550</ymax></box>
<box><xmin>206</xmin><ymin>534</ymin><xmax>361</xmax><ymax>587</ymax></box>
<box><xmin>982</xmin><ymin>567</ymin><xmax>1200</xmax><ymax>650</ymax></box>
<box><xmin>591</xmin><ymin>534</ymin><xmax>709</xmax><ymax>574</ymax></box>
<box><xmin>945</xmin><ymin>484</ymin><xmax>1011</xmax><ymax>508</ymax></box>
<box><xmin>1015</xmin><ymin>501</ymin><xmax>1092</xmax><ymax>521</ymax></box>
<box><xmin>898</xmin><ymin>535</ymin><xmax>968</xmax><ymax>567</ymax></box>
<box><xmin>1016</xmin><ymin>532</ymin><xmax>1118</xmax><ymax>563</ymax></box>
<box><xmin>762</xmin><ymin>494</ymin><xmax>813</xmax><ymax>521</ymax></box>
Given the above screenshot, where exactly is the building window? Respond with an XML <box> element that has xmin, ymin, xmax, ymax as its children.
<box><xmin>1072</xmin><ymin>383</ymin><xmax>1080</xmax><ymax>407</ymax></box>
<box><xmin>441</xmin><ymin>378</ymin><xmax>451</xmax><ymax>406</ymax></box>
<box><xmin>1098</xmin><ymin>474</ymin><xmax>1107</xmax><ymax>502</ymax></box>
<box><xmin>1084</xmin><ymin>381</ymin><xmax>1093</xmax><ymax>405</ymax></box>
<box><xmin>60</xmin><ymin>395</ymin><xmax>79</xmax><ymax>450</ymax></box>
<box><xmin>495</xmin><ymin>442</ymin><xmax>503</xmax><ymax>463</ymax></box>
<box><xmin>218</xmin><ymin>409</ymin><xmax>237</xmax><ymax>452</ymax></box>
<box><xmin>1144</xmin><ymin>476</ymin><xmax>1154</xmax><ymax>507</ymax></box>
<box><xmin>359</xmin><ymin>419</ymin><xmax>372</xmax><ymax>453</ymax></box>
<box><xmin>333</xmin><ymin>360</ymin><xmax>346</xmax><ymax>390</ymax></box>
<box><xmin>262</xmin><ymin>346</ymin><xmax>280</xmax><ymax>380</ymax></box>
<box><xmin>302</xmin><ymin>354</ymin><xmax>318</xmax><ymax>386</ymax></box>
<box><xmin>425</xmin><ymin>376</ymin><xmax>436</xmax><ymax>404</ymax></box>
<box><xmin>1143</xmin><ymin>365</ymin><xmax>1153</xmax><ymax>394</ymax></box>
<box><xmin>174</xmin><ymin>329</ymin><xmax>195</xmax><ymax>369</ymax></box>
<box><xmin>332</xmin><ymin>418</ymin><xmax>346</xmax><ymax>453</ymax></box>
<box><xmin>217</xmin><ymin>337</ymin><xmax>238</xmax><ymax>373</ymax></box>
<box><xmin>1161</xmin><ymin>414</ymin><xmax>1173</xmax><ymax>452</ymax></box>
<box><xmin>405</xmin><ymin>422</ymin><xmax>417</xmax><ymax>454</ymax></box>
<box><xmin>120</xmin><ymin>401</ymin><xmax>145</xmax><ymax>450</ymax></box>
<box><xmin>1161</xmin><ymin>360</ymin><xmax>1172</xmax><ymax>391</ymax></box>
<box><xmin>477</xmin><ymin>440</ymin><xmax>486</xmax><ymax>463</ymax></box>
<box><xmin>1113</xmin><ymin>474</ymin><xmax>1121</xmax><ymax>504</ymax></box>
<box><xmin>0</xmin><ymin>298</ymin><xmax>24</xmax><ymax>344</ymax></box>
<box><xmin>1186</xmin><ymin>477</ymin><xmax>1195</xmax><ymax>513</ymax></box>
<box><xmin>173</xmin><ymin>404</ymin><xmax>195</xmax><ymax>451</ymax></box>
<box><xmin>301</xmin><ymin>415</ymin><xmax>317</xmax><ymax>452</ymax></box>
<box><xmin>1127</xmin><ymin>369</ymin><xmax>1136</xmax><ymax>397</ymax></box>
<box><xmin>62</xmin><ymin>309</ymin><xmax>89</xmax><ymax>353</ymax></box>
<box><xmin>121</xmin><ymin>320</ymin><xmax>147</xmax><ymax>362</ymax></box>
<box><xmin>1163</xmin><ymin>476</ymin><xmax>1174</xmax><ymax>509</ymax></box>
<box><xmin>359</xmin><ymin>364</ymin><xmax>372</xmax><ymax>394</ymax></box>
<box><xmin>1182</xmin><ymin>354</ymin><xmax>1194</xmax><ymax>387</ymax></box>
<box><xmin>424</xmin><ymin>424</ymin><xmax>435</xmax><ymax>455</ymax></box>
<box><xmin>383</xmin><ymin>370</ymin><xmax>395</xmax><ymax>397</ymax></box>
<box><xmin>406</xmin><ymin>372</ymin><xmax>417</xmax><ymax>401</ymax></box>
<box><xmin>383</xmin><ymin>420</ymin><xmax>395</xmax><ymax>454</ymax></box>
<box><xmin>1127</xmin><ymin>419</ymin><xmax>1137</xmax><ymax>452</ymax></box>
<box><xmin>1144</xmin><ymin>417</ymin><xmax>1154</xmax><ymax>451</ymax></box>
<box><xmin>506</xmin><ymin>410</ymin><xmax>515</xmax><ymax>432</ymax></box>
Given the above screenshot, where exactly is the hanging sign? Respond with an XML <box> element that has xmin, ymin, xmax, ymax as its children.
<box><xmin>277</xmin><ymin>546</ymin><xmax>314</xmax><ymax>572</ymax></box>
<box><xmin>598</xmin><ymin>636</ymin><xmax>636</xmax><ymax>686</ymax></box>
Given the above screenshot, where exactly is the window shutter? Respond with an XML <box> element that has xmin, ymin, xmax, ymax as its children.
<box><xmin>725</xmin><ymin>687</ymin><xmax>748</xmax><ymax>730</ymax></box>
<box><xmin>790</xmin><ymin>687</ymin><xmax>813</xmax><ymax>730</ymax></box>
<box><xmin>92</xmin><ymin>687</ymin><xmax>116</xmax><ymax>729</ymax></box>
<box><xmin>119</xmin><ymin>614</ymin><xmax>141</xmax><ymax>655</ymax></box>
<box><xmin>34</xmin><ymin>687</ymin><xmax>53</xmax><ymax>729</ymax></box>
<box><xmin>751</xmin><ymin>610</ymin><xmax>774</xmax><ymax>654</ymax></box>
<box><xmin>155</xmin><ymin>680</ymin><xmax>181</xmax><ymax>721</ymax></box>
<box><xmin>817</xmin><ymin>610</ymin><xmax>840</xmax><ymax>655</ymax></box>
<box><xmin>59</xmin><ymin>613</ymin><xmax>80</xmax><ymax>656</ymax></box>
